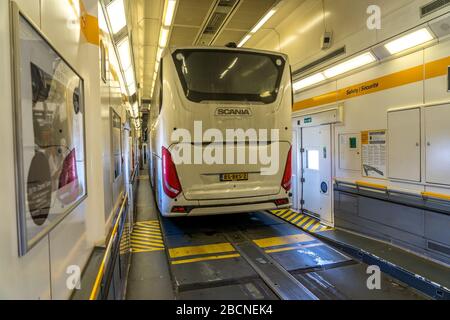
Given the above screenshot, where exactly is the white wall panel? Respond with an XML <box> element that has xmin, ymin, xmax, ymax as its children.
<box><xmin>424</xmin><ymin>40</ymin><xmax>450</xmax><ymax>104</ymax></box>
<box><xmin>0</xmin><ymin>0</ymin><xmax>51</xmax><ymax>300</ymax></box>
<box><xmin>388</xmin><ymin>108</ymin><xmax>421</xmax><ymax>182</ymax></box>
<box><xmin>49</xmin><ymin>203</ymin><xmax>91</xmax><ymax>300</ymax></box>
<box><xmin>425</xmin><ymin>103</ymin><xmax>450</xmax><ymax>185</ymax></box>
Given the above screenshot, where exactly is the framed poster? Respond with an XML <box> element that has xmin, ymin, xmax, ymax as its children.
<box><xmin>111</xmin><ymin>109</ymin><xmax>122</xmax><ymax>180</ymax></box>
<box><xmin>10</xmin><ymin>3</ymin><xmax>87</xmax><ymax>255</ymax></box>
<box><xmin>361</xmin><ymin>130</ymin><xmax>387</xmax><ymax>179</ymax></box>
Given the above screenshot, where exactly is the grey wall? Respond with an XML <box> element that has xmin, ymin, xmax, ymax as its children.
<box><xmin>334</xmin><ymin>190</ymin><xmax>450</xmax><ymax>265</ymax></box>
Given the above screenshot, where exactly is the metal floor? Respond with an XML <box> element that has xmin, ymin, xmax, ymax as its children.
<box><xmin>126</xmin><ymin>177</ymin><xmax>427</xmax><ymax>300</ymax></box>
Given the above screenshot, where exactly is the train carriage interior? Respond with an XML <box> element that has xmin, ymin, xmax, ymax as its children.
<box><xmin>1</xmin><ymin>0</ymin><xmax>450</xmax><ymax>308</ymax></box>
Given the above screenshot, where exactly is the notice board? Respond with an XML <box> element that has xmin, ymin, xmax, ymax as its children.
<box><xmin>361</xmin><ymin>130</ymin><xmax>387</xmax><ymax>179</ymax></box>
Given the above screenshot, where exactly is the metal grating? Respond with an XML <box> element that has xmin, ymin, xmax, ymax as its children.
<box><xmin>421</xmin><ymin>0</ymin><xmax>450</xmax><ymax>18</ymax></box>
<box><xmin>292</xmin><ymin>46</ymin><xmax>346</xmax><ymax>78</ymax></box>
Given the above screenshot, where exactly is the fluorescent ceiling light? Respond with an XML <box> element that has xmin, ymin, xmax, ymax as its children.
<box><xmin>128</xmin><ymin>83</ymin><xmax>136</xmax><ymax>96</ymax></box>
<box><xmin>159</xmin><ymin>28</ymin><xmax>169</xmax><ymax>48</ymax></box>
<box><xmin>293</xmin><ymin>73</ymin><xmax>326</xmax><ymax>91</ymax></box>
<box><xmin>251</xmin><ymin>9</ymin><xmax>277</xmax><ymax>34</ymax></box>
<box><xmin>107</xmin><ymin>0</ymin><xmax>127</xmax><ymax>34</ymax></box>
<box><xmin>125</xmin><ymin>67</ymin><xmax>134</xmax><ymax>85</ymax></box>
<box><xmin>163</xmin><ymin>0</ymin><xmax>177</xmax><ymax>27</ymax></box>
<box><xmin>324</xmin><ymin>52</ymin><xmax>376</xmax><ymax>78</ymax></box>
<box><xmin>118</xmin><ymin>37</ymin><xmax>131</xmax><ymax>70</ymax></box>
<box><xmin>238</xmin><ymin>34</ymin><xmax>252</xmax><ymax>47</ymax></box>
<box><xmin>156</xmin><ymin>47</ymin><xmax>164</xmax><ymax>62</ymax></box>
<box><xmin>384</xmin><ymin>28</ymin><xmax>434</xmax><ymax>55</ymax></box>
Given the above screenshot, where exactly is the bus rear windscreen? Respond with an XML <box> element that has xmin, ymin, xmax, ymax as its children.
<box><xmin>172</xmin><ymin>49</ymin><xmax>285</xmax><ymax>104</ymax></box>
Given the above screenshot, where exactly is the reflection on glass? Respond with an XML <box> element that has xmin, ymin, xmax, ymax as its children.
<box><xmin>307</xmin><ymin>150</ymin><xmax>320</xmax><ymax>171</ymax></box>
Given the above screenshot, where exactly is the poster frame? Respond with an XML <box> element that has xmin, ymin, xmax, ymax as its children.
<box><xmin>10</xmin><ymin>2</ymin><xmax>88</xmax><ymax>256</ymax></box>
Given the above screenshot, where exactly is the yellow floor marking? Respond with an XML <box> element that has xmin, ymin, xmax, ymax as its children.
<box><xmin>265</xmin><ymin>243</ymin><xmax>324</xmax><ymax>254</ymax></box>
<box><xmin>131</xmin><ymin>236</ymin><xmax>164</xmax><ymax>244</ymax></box>
<box><xmin>291</xmin><ymin>214</ymin><xmax>304</xmax><ymax>224</ymax></box>
<box><xmin>297</xmin><ymin>217</ymin><xmax>311</xmax><ymax>227</ymax></box>
<box><xmin>133</xmin><ymin>229</ymin><xmax>162</xmax><ymax>237</ymax></box>
<box><xmin>171</xmin><ymin>253</ymin><xmax>240</xmax><ymax>265</ymax></box>
<box><xmin>131</xmin><ymin>240</ymin><xmax>164</xmax><ymax>248</ymax></box>
<box><xmin>253</xmin><ymin>234</ymin><xmax>315</xmax><ymax>248</ymax></box>
<box><xmin>280</xmin><ymin>210</ymin><xmax>293</xmax><ymax>218</ymax></box>
<box><xmin>132</xmin><ymin>248</ymin><xmax>164</xmax><ymax>253</ymax></box>
<box><xmin>134</xmin><ymin>225</ymin><xmax>161</xmax><ymax>231</ymax></box>
<box><xmin>169</xmin><ymin>243</ymin><xmax>236</xmax><ymax>259</ymax></box>
<box><xmin>276</xmin><ymin>209</ymin><xmax>289</xmax><ymax>216</ymax></box>
<box><xmin>286</xmin><ymin>213</ymin><xmax>298</xmax><ymax>221</ymax></box>
<box><xmin>310</xmin><ymin>222</ymin><xmax>322</xmax><ymax>233</ymax></box>
<box><xmin>131</xmin><ymin>233</ymin><xmax>163</xmax><ymax>240</ymax></box>
<box><xmin>132</xmin><ymin>244</ymin><xmax>164</xmax><ymax>251</ymax></box>
<box><xmin>303</xmin><ymin>219</ymin><xmax>316</xmax><ymax>230</ymax></box>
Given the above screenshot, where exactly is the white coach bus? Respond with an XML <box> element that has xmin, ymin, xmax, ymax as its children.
<box><xmin>148</xmin><ymin>46</ymin><xmax>292</xmax><ymax>217</ymax></box>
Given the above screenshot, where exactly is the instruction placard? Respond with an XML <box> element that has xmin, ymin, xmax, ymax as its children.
<box><xmin>361</xmin><ymin>130</ymin><xmax>387</xmax><ymax>179</ymax></box>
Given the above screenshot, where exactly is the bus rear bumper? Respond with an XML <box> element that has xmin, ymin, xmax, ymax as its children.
<box><xmin>160</xmin><ymin>192</ymin><xmax>291</xmax><ymax>217</ymax></box>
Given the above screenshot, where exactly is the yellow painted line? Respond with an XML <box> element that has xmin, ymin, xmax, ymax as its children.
<box><xmin>281</xmin><ymin>211</ymin><xmax>293</xmax><ymax>219</ymax></box>
<box><xmin>286</xmin><ymin>213</ymin><xmax>298</xmax><ymax>222</ymax></box>
<box><xmin>293</xmin><ymin>55</ymin><xmax>450</xmax><ymax>112</ymax></box>
<box><xmin>253</xmin><ymin>234</ymin><xmax>315</xmax><ymax>248</ymax></box>
<box><xmin>169</xmin><ymin>243</ymin><xmax>236</xmax><ymax>259</ymax></box>
<box><xmin>132</xmin><ymin>248</ymin><xmax>164</xmax><ymax>253</ymax></box>
<box><xmin>265</xmin><ymin>243</ymin><xmax>323</xmax><ymax>254</ymax></box>
<box><xmin>303</xmin><ymin>219</ymin><xmax>316</xmax><ymax>230</ymax></box>
<box><xmin>297</xmin><ymin>217</ymin><xmax>311</xmax><ymax>227</ymax></box>
<box><xmin>135</xmin><ymin>220</ymin><xmax>160</xmax><ymax>226</ymax></box>
<box><xmin>171</xmin><ymin>253</ymin><xmax>240</xmax><ymax>265</ymax></box>
<box><xmin>276</xmin><ymin>209</ymin><xmax>289</xmax><ymax>217</ymax></box>
<box><xmin>291</xmin><ymin>214</ymin><xmax>304</xmax><ymax>224</ymax></box>
<box><xmin>133</xmin><ymin>229</ymin><xmax>162</xmax><ymax>236</ymax></box>
<box><xmin>131</xmin><ymin>236</ymin><xmax>164</xmax><ymax>244</ymax></box>
<box><xmin>134</xmin><ymin>224</ymin><xmax>161</xmax><ymax>230</ymax></box>
<box><xmin>131</xmin><ymin>240</ymin><xmax>164</xmax><ymax>248</ymax></box>
<box><xmin>310</xmin><ymin>223</ymin><xmax>322</xmax><ymax>233</ymax></box>
<box><xmin>131</xmin><ymin>234</ymin><xmax>163</xmax><ymax>240</ymax></box>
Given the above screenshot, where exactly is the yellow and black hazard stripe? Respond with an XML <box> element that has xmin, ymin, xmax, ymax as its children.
<box><xmin>270</xmin><ymin>209</ymin><xmax>333</xmax><ymax>233</ymax></box>
<box><xmin>130</xmin><ymin>220</ymin><xmax>165</xmax><ymax>253</ymax></box>
<box><xmin>119</xmin><ymin>223</ymin><xmax>132</xmax><ymax>255</ymax></box>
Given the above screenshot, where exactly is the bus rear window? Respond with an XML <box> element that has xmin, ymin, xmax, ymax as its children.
<box><xmin>172</xmin><ymin>49</ymin><xmax>285</xmax><ymax>104</ymax></box>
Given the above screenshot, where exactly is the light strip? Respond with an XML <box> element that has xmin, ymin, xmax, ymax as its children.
<box><xmin>159</xmin><ymin>28</ymin><xmax>170</xmax><ymax>48</ymax></box>
<box><xmin>251</xmin><ymin>9</ymin><xmax>276</xmax><ymax>34</ymax></box>
<box><xmin>117</xmin><ymin>37</ymin><xmax>131</xmax><ymax>71</ymax></box>
<box><xmin>293</xmin><ymin>73</ymin><xmax>326</xmax><ymax>92</ymax></box>
<box><xmin>107</xmin><ymin>0</ymin><xmax>127</xmax><ymax>35</ymax></box>
<box><xmin>238</xmin><ymin>7</ymin><xmax>278</xmax><ymax>47</ymax></box>
<box><xmin>384</xmin><ymin>28</ymin><xmax>434</xmax><ymax>55</ymax></box>
<box><xmin>323</xmin><ymin>52</ymin><xmax>376</xmax><ymax>78</ymax></box>
<box><xmin>163</xmin><ymin>0</ymin><xmax>177</xmax><ymax>27</ymax></box>
<box><xmin>238</xmin><ymin>34</ymin><xmax>252</xmax><ymax>47</ymax></box>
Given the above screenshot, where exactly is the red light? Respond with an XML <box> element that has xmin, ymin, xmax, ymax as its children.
<box><xmin>162</xmin><ymin>147</ymin><xmax>182</xmax><ymax>199</ymax></box>
<box><xmin>171</xmin><ymin>206</ymin><xmax>187</xmax><ymax>213</ymax></box>
<box><xmin>275</xmin><ymin>199</ymin><xmax>289</xmax><ymax>206</ymax></box>
<box><xmin>281</xmin><ymin>147</ymin><xmax>292</xmax><ymax>192</ymax></box>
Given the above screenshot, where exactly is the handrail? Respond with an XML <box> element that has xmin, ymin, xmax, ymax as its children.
<box><xmin>89</xmin><ymin>193</ymin><xmax>129</xmax><ymax>300</ymax></box>
<box><xmin>355</xmin><ymin>180</ymin><xmax>388</xmax><ymax>190</ymax></box>
<box><xmin>421</xmin><ymin>191</ymin><xmax>450</xmax><ymax>202</ymax></box>
<box><xmin>336</xmin><ymin>179</ymin><xmax>450</xmax><ymax>204</ymax></box>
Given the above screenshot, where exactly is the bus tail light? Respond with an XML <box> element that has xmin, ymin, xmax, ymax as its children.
<box><xmin>281</xmin><ymin>147</ymin><xmax>292</xmax><ymax>192</ymax></box>
<box><xmin>162</xmin><ymin>147</ymin><xmax>182</xmax><ymax>199</ymax></box>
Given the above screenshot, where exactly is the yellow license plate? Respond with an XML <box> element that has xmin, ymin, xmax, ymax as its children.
<box><xmin>220</xmin><ymin>173</ymin><xmax>249</xmax><ymax>182</ymax></box>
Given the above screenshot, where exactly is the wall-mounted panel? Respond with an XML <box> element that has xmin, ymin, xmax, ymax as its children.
<box><xmin>388</xmin><ymin>108</ymin><xmax>421</xmax><ymax>182</ymax></box>
<box><xmin>425</xmin><ymin>103</ymin><xmax>450</xmax><ymax>185</ymax></box>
